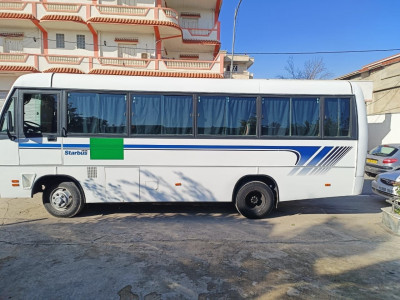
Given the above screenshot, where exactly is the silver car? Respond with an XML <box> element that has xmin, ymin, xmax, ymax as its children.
<box><xmin>371</xmin><ymin>170</ymin><xmax>400</xmax><ymax>201</ymax></box>
<box><xmin>365</xmin><ymin>144</ymin><xmax>400</xmax><ymax>177</ymax></box>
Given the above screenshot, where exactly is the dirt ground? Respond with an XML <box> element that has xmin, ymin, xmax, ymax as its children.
<box><xmin>1</xmin><ymin>179</ymin><xmax>400</xmax><ymax>300</ymax></box>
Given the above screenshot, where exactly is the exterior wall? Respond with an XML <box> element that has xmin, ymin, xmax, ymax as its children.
<box><xmin>367</xmin><ymin>113</ymin><xmax>400</xmax><ymax>150</ymax></box>
<box><xmin>99</xmin><ymin>32</ymin><xmax>156</xmax><ymax>59</ymax></box>
<box><xmin>0</xmin><ymin>29</ymin><xmax>41</xmax><ymax>55</ymax></box>
<box><xmin>0</xmin><ymin>75</ymin><xmax>18</xmax><ymax>110</ymax></box>
<box><xmin>340</xmin><ymin>60</ymin><xmax>400</xmax><ymax>115</ymax></box>
<box><xmin>47</xmin><ymin>30</ymin><xmax>94</xmax><ymax>56</ymax></box>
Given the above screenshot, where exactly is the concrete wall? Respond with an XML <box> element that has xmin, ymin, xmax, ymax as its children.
<box><xmin>367</xmin><ymin>113</ymin><xmax>400</xmax><ymax>150</ymax></box>
<box><xmin>0</xmin><ymin>75</ymin><xmax>19</xmax><ymax>110</ymax></box>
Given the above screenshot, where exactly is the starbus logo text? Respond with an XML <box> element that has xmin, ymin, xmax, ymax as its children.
<box><xmin>65</xmin><ymin>150</ymin><xmax>88</xmax><ymax>156</ymax></box>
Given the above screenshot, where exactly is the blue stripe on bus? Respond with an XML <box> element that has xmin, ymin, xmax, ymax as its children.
<box><xmin>19</xmin><ymin>143</ymin><xmax>323</xmax><ymax>166</ymax></box>
<box><xmin>19</xmin><ymin>143</ymin><xmax>62</xmax><ymax>148</ymax></box>
<box><xmin>306</xmin><ymin>146</ymin><xmax>334</xmax><ymax>167</ymax></box>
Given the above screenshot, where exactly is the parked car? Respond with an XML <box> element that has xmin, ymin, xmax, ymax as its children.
<box><xmin>371</xmin><ymin>170</ymin><xmax>400</xmax><ymax>201</ymax></box>
<box><xmin>365</xmin><ymin>144</ymin><xmax>400</xmax><ymax>177</ymax></box>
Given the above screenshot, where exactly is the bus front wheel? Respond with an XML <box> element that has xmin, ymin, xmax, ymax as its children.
<box><xmin>43</xmin><ymin>182</ymin><xmax>84</xmax><ymax>218</ymax></box>
<box><xmin>235</xmin><ymin>181</ymin><xmax>274</xmax><ymax>219</ymax></box>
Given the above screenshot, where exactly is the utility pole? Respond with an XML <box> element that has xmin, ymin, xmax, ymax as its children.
<box><xmin>230</xmin><ymin>0</ymin><xmax>243</xmax><ymax>79</ymax></box>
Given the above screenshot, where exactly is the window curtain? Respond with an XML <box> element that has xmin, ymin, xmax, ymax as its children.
<box><xmin>67</xmin><ymin>92</ymin><xmax>126</xmax><ymax>134</ymax></box>
<box><xmin>131</xmin><ymin>94</ymin><xmax>162</xmax><ymax>134</ymax></box>
<box><xmin>198</xmin><ymin>96</ymin><xmax>256</xmax><ymax>136</ymax></box>
<box><xmin>291</xmin><ymin>98</ymin><xmax>320</xmax><ymax>136</ymax></box>
<box><xmin>262</xmin><ymin>97</ymin><xmax>290</xmax><ymax>136</ymax></box>
<box><xmin>226</xmin><ymin>97</ymin><xmax>257</xmax><ymax>135</ymax></box>
<box><xmin>197</xmin><ymin>96</ymin><xmax>226</xmax><ymax>135</ymax></box>
<box><xmin>131</xmin><ymin>94</ymin><xmax>193</xmax><ymax>135</ymax></box>
<box><xmin>163</xmin><ymin>95</ymin><xmax>193</xmax><ymax>135</ymax></box>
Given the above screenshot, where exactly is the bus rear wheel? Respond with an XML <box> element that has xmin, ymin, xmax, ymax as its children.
<box><xmin>235</xmin><ymin>181</ymin><xmax>274</xmax><ymax>219</ymax></box>
<box><xmin>43</xmin><ymin>182</ymin><xmax>84</xmax><ymax>218</ymax></box>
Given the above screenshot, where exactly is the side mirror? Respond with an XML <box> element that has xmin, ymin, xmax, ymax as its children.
<box><xmin>6</xmin><ymin>111</ymin><xmax>16</xmax><ymax>141</ymax></box>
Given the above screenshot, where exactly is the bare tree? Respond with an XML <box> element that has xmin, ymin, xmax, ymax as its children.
<box><xmin>278</xmin><ymin>56</ymin><xmax>333</xmax><ymax>79</ymax></box>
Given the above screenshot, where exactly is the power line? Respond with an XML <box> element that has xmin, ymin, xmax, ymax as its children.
<box><xmin>241</xmin><ymin>49</ymin><xmax>400</xmax><ymax>56</ymax></box>
<box><xmin>20</xmin><ymin>35</ymin><xmax>400</xmax><ymax>56</ymax></box>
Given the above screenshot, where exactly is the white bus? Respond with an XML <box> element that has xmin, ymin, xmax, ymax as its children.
<box><xmin>0</xmin><ymin>73</ymin><xmax>367</xmax><ymax>219</ymax></box>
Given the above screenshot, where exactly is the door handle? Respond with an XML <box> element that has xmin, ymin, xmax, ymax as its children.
<box><xmin>47</xmin><ymin>135</ymin><xmax>57</xmax><ymax>142</ymax></box>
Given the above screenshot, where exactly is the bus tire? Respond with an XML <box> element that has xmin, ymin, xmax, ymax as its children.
<box><xmin>43</xmin><ymin>182</ymin><xmax>84</xmax><ymax>218</ymax></box>
<box><xmin>235</xmin><ymin>181</ymin><xmax>274</xmax><ymax>219</ymax></box>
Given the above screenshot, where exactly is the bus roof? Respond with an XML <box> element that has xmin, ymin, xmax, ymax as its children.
<box><xmin>12</xmin><ymin>73</ymin><xmax>354</xmax><ymax>95</ymax></box>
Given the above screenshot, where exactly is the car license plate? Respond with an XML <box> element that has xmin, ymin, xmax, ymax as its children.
<box><xmin>378</xmin><ymin>186</ymin><xmax>387</xmax><ymax>193</ymax></box>
<box><xmin>367</xmin><ymin>158</ymin><xmax>378</xmax><ymax>164</ymax></box>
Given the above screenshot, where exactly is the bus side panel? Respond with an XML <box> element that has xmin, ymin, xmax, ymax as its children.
<box><xmin>260</xmin><ymin>140</ymin><xmax>359</xmax><ymax>201</ymax></box>
<box><xmin>0</xmin><ymin>166</ymin><xmax>56</xmax><ymax>198</ymax></box>
<box><xmin>56</xmin><ymin>166</ymin><xmax>106</xmax><ymax>203</ymax></box>
<box><xmin>261</xmin><ymin>166</ymin><xmax>356</xmax><ymax>201</ymax></box>
<box><xmin>139</xmin><ymin>167</ymin><xmax>258</xmax><ymax>203</ymax></box>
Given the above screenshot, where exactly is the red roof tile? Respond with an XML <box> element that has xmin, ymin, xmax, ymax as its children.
<box><xmin>0</xmin><ymin>65</ymin><xmax>38</xmax><ymax>72</ymax></box>
<box><xmin>41</xmin><ymin>15</ymin><xmax>85</xmax><ymax>23</ymax></box>
<box><xmin>338</xmin><ymin>52</ymin><xmax>400</xmax><ymax>79</ymax></box>
<box><xmin>0</xmin><ymin>12</ymin><xmax>36</xmax><ymax>20</ymax></box>
<box><xmin>88</xmin><ymin>17</ymin><xmax>181</xmax><ymax>29</ymax></box>
<box><xmin>183</xmin><ymin>39</ymin><xmax>220</xmax><ymax>45</ymax></box>
<box><xmin>89</xmin><ymin>69</ymin><xmax>223</xmax><ymax>78</ymax></box>
<box><xmin>44</xmin><ymin>67</ymin><xmax>84</xmax><ymax>74</ymax></box>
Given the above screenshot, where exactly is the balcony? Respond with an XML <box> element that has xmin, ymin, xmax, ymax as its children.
<box><xmin>0</xmin><ymin>1</ymin><xmax>215</xmax><ymax>38</ymax></box>
<box><xmin>181</xmin><ymin>22</ymin><xmax>220</xmax><ymax>42</ymax></box>
<box><xmin>0</xmin><ymin>52</ymin><xmax>225</xmax><ymax>77</ymax></box>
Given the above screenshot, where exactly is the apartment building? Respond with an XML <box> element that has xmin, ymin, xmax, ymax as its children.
<box><xmin>0</xmin><ymin>0</ymin><xmax>224</xmax><ymax>105</ymax></box>
<box><xmin>338</xmin><ymin>53</ymin><xmax>400</xmax><ymax>115</ymax></box>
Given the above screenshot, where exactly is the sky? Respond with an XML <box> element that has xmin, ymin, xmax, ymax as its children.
<box><xmin>219</xmin><ymin>0</ymin><xmax>400</xmax><ymax>79</ymax></box>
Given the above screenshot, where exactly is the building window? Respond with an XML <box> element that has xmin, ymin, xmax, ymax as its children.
<box><xmin>181</xmin><ymin>17</ymin><xmax>199</xmax><ymax>29</ymax></box>
<box><xmin>3</xmin><ymin>37</ymin><xmax>23</xmax><ymax>53</ymax></box>
<box><xmin>56</xmin><ymin>34</ymin><xmax>65</xmax><ymax>48</ymax></box>
<box><xmin>226</xmin><ymin>64</ymin><xmax>238</xmax><ymax>73</ymax></box>
<box><xmin>118</xmin><ymin>44</ymin><xmax>137</xmax><ymax>58</ymax></box>
<box><xmin>76</xmin><ymin>35</ymin><xmax>85</xmax><ymax>49</ymax></box>
<box><xmin>117</xmin><ymin>0</ymin><xmax>137</xmax><ymax>5</ymax></box>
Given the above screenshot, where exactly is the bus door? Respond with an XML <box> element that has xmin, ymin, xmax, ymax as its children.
<box><xmin>0</xmin><ymin>90</ymin><xmax>19</xmax><ymax>165</ymax></box>
<box><xmin>18</xmin><ymin>91</ymin><xmax>62</xmax><ymax>165</ymax></box>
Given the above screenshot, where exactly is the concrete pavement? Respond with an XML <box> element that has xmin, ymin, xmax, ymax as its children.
<box><xmin>0</xmin><ymin>179</ymin><xmax>400</xmax><ymax>299</ymax></box>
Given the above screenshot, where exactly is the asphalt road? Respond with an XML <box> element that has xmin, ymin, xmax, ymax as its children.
<box><xmin>0</xmin><ymin>179</ymin><xmax>400</xmax><ymax>299</ymax></box>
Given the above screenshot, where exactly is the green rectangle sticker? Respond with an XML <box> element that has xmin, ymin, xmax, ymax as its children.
<box><xmin>90</xmin><ymin>138</ymin><xmax>124</xmax><ymax>160</ymax></box>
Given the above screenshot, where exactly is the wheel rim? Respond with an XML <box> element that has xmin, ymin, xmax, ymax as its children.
<box><xmin>50</xmin><ymin>188</ymin><xmax>72</xmax><ymax>211</ymax></box>
<box><xmin>245</xmin><ymin>191</ymin><xmax>263</xmax><ymax>208</ymax></box>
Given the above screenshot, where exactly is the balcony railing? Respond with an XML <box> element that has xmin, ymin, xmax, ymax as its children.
<box><xmin>99</xmin><ymin>57</ymin><xmax>150</xmax><ymax>68</ymax></box>
<box><xmin>0</xmin><ymin>1</ymin><xmax>27</xmax><ymax>10</ymax></box>
<box><xmin>0</xmin><ymin>53</ymin><xmax>28</xmax><ymax>62</ymax></box>
<box><xmin>43</xmin><ymin>3</ymin><xmax>82</xmax><ymax>13</ymax></box>
<box><xmin>0</xmin><ymin>53</ymin><xmax>223</xmax><ymax>76</ymax></box>
<box><xmin>163</xmin><ymin>60</ymin><xmax>213</xmax><ymax>70</ymax></box>
<box><xmin>95</xmin><ymin>5</ymin><xmax>149</xmax><ymax>16</ymax></box>
<box><xmin>46</xmin><ymin>55</ymin><xmax>83</xmax><ymax>65</ymax></box>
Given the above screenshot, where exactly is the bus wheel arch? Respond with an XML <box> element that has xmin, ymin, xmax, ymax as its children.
<box><xmin>32</xmin><ymin>175</ymin><xmax>86</xmax><ymax>218</ymax></box>
<box><xmin>233</xmin><ymin>175</ymin><xmax>279</xmax><ymax>219</ymax></box>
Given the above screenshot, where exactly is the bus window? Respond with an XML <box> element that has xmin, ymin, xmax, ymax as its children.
<box><xmin>197</xmin><ymin>96</ymin><xmax>257</xmax><ymax>136</ymax></box>
<box><xmin>23</xmin><ymin>93</ymin><xmax>58</xmax><ymax>136</ymax></box>
<box><xmin>291</xmin><ymin>97</ymin><xmax>320</xmax><ymax>136</ymax></box>
<box><xmin>131</xmin><ymin>94</ymin><xmax>193</xmax><ymax>135</ymax></box>
<box><xmin>0</xmin><ymin>91</ymin><xmax>16</xmax><ymax>133</ymax></box>
<box><xmin>67</xmin><ymin>92</ymin><xmax>127</xmax><ymax>135</ymax></box>
<box><xmin>324</xmin><ymin>98</ymin><xmax>351</xmax><ymax>137</ymax></box>
<box><xmin>261</xmin><ymin>97</ymin><xmax>290</xmax><ymax>136</ymax></box>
